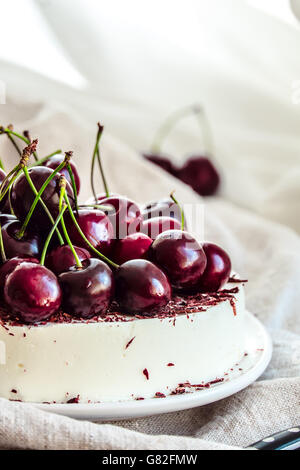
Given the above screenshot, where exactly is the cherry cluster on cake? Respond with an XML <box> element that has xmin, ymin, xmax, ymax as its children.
<box><xmin>0</xmin><ymin>123</ymin><xmax>231</xmax><ymax>325</ymax></box>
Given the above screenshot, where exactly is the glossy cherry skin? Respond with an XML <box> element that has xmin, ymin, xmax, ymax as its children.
<box><xmin>115</xmin><ymin>259</ymin><xmax>172</xmax><ymax>314</ymax></box>
<box><xmin>143</xmin><ymin>153</ymin><xmax>177</xmax><ymax>176</ymax></box>
<box><xmin>140</xmin><ymin>216</ymin><xmax>182</xmax><ymax>240</ymax></box>
<box><xmin>4</xmin><ymin>262</ymin><xmax>62</xmax><ymax>323</ymax></box>
<box><xmin>142</xmin><ymin>198</ymin><xmax>182</xmax><ymax>222</ymax></box>
<box><xmin>1</xmin><ymin>220</ymin><xmax>42</xmax><ymax>260</ymax></box>
<box><xmin>100</xmin><ymin>196</ymin><xmax>143</xmax><ymax>238</ymax></box>
<box><xmin>149</xmin><ymin>230</ymin><xmax>207</xmax><ymax>291</ymax></box>
<box><xmin>0</xmin><ymin>256</ymin><xmax>39</xmax><ymax>295</ymax></box>
<box><xmin>58</xmin><ymin>258</ymin><xmax>114</xmax><ymax>318</ymax></box>
<box><xmin>85</xmin><ymin>193</ymin><xmax>119</xmax><ymax>206</ymax></box>
<box><xmin>199</xmin><ymin>243</ymin><xmax>231</xmax><ymax>292</ymax></box>
<box><xmin>11</xmin><ymin>167</ymin><xmax>75</xmax><ymax>232</ymax></box>
<box><xmin>0</xmin><ymin>213</ymin><xmax>17</xmax><ymax>228</ymax></box>
<box><xmin>46</xmin><ymin>245</ymin><xmax>91</xmax><ymax>275</ymax></box>
<box><xmin>43</xmin><ymin>155</ymin><xmax>81</xmax><ymax>194</ymax></box>
<box><xmin>113</xmin><ymin>233</ymin><xmax>152</xmax><ymax>265</ymax></box>
<box><xmin>66</xmin><ymin>209</ymin><xmax>114</xmax><ymax>256</ymax></box>
<box><xmin>177</xmin><ymin>156</ymin><xmax>220</xmax><ymax>196</ymax></box>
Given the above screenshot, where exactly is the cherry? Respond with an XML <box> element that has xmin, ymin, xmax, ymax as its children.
<box><xmin>85</xmin><ymin>192</ymin><xmax>119</xmax><ymax>206</ymax></box>
<box><xmin>0</xmin><ymin>169</ymin><xmax>12</xmax><ymax>213</ymax></box>
<box><xmin>199</xmin><ymin>243</ymin><xmax>231</xmax><ymax>292</ymax></box>
<box><xmin>0</xmin><ymin>213</ymin><xmax>17</xmax><ymax>228</ymax></box>
<box><xmin>0</xmin><ymin>256</ymin><xmax>39</xmax><ymax>295</ymax></box>
<box><xmin>46</xmin><ymin>245</ymin><xmax>91</xmax><ymax>275</ymax></box>
<box><xmin>100</xmin><ymin>196</ymin><xmax>143</xmax><ymax>238</ymax></box>
<box><xmin>143</xmin><ymin>153</ymin><xmax>177</xmax><ymax>176</ymax></box>
<box><xmin>115</xmin><ymin>259</ymin><xmax>171</xmax><ymax>313</ymax></box>
<box><xmin>58</xmin><ymin>258</ymin><xmax>114</xmax><ymax>318</ymax></box>
<box><xmin>140</xmin><ymin>216</ymin><xmax>182</xmax><ymax>240</ymax></box>
<box><xmin>149</xmin><ymin>230</ymin><xmax>207</xmax><ymax>291</ymax></box>
<box><xmin>177</xmin><ymin>156</ymin><xmax>220</xmax><ymax>196</ymax></box>
<box><xmin>4</xmin><ymin>262</ymin><xmax>62</xmax><ymax>323</ymax></box>
<box><xmin>43</xmin><ymin>155</ymin><xmax>81</xmax><ymax>194</ymax></box>
<box><xmin>142</xmin><ymin>198</ymin><xmax>183</xmax><ymax>223</ymax></box>
<box><xmin>1</xmin><ymin>220</ymin><xmax>42</xmax><ymax>260</ymax></box>
<box><xmin>113</xmin><ymin>233</ymin><xmax>152</xmax><ymax>265</ymax></box>
<box><xmin>11</xmin><ymin>166</ymin><xmax>74</xmax><ymax>232</ymax></box>
<box><xmin>65</xmin><ymin>209</ymin><xmax>114</xmax><ymax>256</ymax></box>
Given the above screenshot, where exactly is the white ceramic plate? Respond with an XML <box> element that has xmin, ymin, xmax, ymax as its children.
<box><xmin>34</xmin><ymin>311</ymin><xmax>272</xmax><ymax>421</ymax></box>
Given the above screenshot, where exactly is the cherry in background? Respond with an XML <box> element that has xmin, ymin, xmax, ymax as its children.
<box><xmin>113</xmin><ymin>233</ymin><xmax>152</xmax><ymax>265</ymax></box>
<box><xmin>11</xmin><ymin>166</ymin><xmax>75</xmax><ymax>232</ymax></box>
<box><xmin>177</xmin><ymin>156</ymin><xmax>220</xmax><ymax>197</ymax></box>
<box><xmin>66</xmin><ymin>209</ymin><xmax>114</xmax><ymax>256</ymax></box>
<box><xmin>4</xmin><ymin>262</ymin><xmax>62</xmax><ymax>323</ymax></box>
<box><xmin>0</xmin><ymin>214</ymin><xmax>17</xmax><ymax>228</ymax></box>
<box><xmin>46</xmin><ymin>245</ymin><xmax>91</xmax><ymax>275</ymax></box>
<box><xmin>150</xmin><ymin>230</ymin><xmax>207</xmax><ymax>291</ymax></box>
<box><xmin>1</xmin><ymin>220</ymin><xmax>42</xmax><ymax>260</ymax></box>
<box><xmin>58</xmin><ymin>258</ymin><xmax>114</xmax><ymax>318</ymax></box>
<box><xmin>143</xmin><ymin>153</ymin><xmax>177</xmax><ymax>176</ymax></box>
<box><xmin>43</xmin><ymin>155</ymin><xmax>81</xmax><ymax>194</ymax></box>
<box><xmin>115</xmin><ymin>259</ymin><xmax>171</xmax><ymax>314</ymax></box>
<box><xmin>140</xmin><ymin>216</ymin><xmax>181</xmax><ymax>240</ymax></box>
<box><xmin>199</xmin><ymin>242</ymin><xmax>231</xmax><ymax>292</ymax></box>
<box><xmin>0</xmin><ymin>256</ymin><xmax>39</xmax><ymax>295</ymax></box>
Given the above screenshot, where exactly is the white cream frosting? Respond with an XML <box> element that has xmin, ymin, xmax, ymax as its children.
<box><xmin>0</xmin><ymin>279</ymin><xmax>246</xmax><ymax>403</ymax></box>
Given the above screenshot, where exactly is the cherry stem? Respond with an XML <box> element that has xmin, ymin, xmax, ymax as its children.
<box><xmin>64</xmin><ymin>191</ymin><xmax>119</xmax><ymax>270</ymax></box>
<box><xmin>0</xmin><ymin>223</ymin><xmax>6</xmax><ymax>263</ymax></box>
<box><xmin>58</xmin><ymin>177</ymin><xmax>82</xmax><ymax>268</ymax></box>
<box><xmin>91</xmin><ymin>123</ymin><xmax>109</xmax><ymax>202</ymax></box>
<box><xmin>170</xmin><ymin>191</ymin><xmax>185</xmax><ymax>230</ymax></box>
<box><xmin>0</xmin><ymin>126</ymin><xmax>38</xmax><ymax>161</ymax></box>
<box><xmin>40</xmin><ymin>205</ymin><xmax>67</xmax><ymax>266</ymax></box>
<box><xmin>0</xmin><ymin>158</ymin><xmax>4</xmax><ymax>171</ymax></box>
<box><xmin>16</xmin><ymin>154</ymin><xmax>68</xmax><ymax>242</ymax></box>
<box><xmin>0</xmin><ymin>167</ymin><xmax>21</xmax><ymax>202</ymax></box>
<box><xmin>150</xmin><ymin>104</ymin><xmax>214</xmax><ymax>156</ymax></box>
<box><xmin>29</xmin><ymin>150</ymin><xmax>62</xmax><ymax>168</ymax></box>
<box><xmin>66</xmin><ymin>156</ymin><xmax>79</xmax><ymax>213</ymax></box>
<box><xmin>96</xmin><ymin>123</ymin><xmax>109</xmax><ymax>197</ymax></box>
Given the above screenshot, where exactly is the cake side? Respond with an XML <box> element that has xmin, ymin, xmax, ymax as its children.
<box><xmin>0</xmin><ymin>280</ymin><xmax>246</xmax><ymax>403</ymax></box>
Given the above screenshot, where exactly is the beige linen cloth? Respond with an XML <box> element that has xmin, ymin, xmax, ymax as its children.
<box><xmin>0</xmin><ymin>100</ymin><xmax>299</xmax><ymax>450</ymax></box>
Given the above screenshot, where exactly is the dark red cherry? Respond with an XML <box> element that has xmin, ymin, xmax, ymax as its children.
<box><xmin>0</xmin><ymin>213</ymin><xmax>17</xmax><ymax>228</ymax></box>
<box><xmin>58</xmin><ymin>258</ymin><xmax>114</xmax><ymax>318</ymax></box>
<box><xmin>11</xmin><ymin>166</ymin><xmax>75</xmax><ymax>232</ymax></box>
<box><xmin>143</xmin><ymin>153</ymin><xmax>177</xmax><ymax>175</ymax></box>
<box><xmin>177</xmin><ymin>156</ymin><xmax>220</xmax><ymax>196</ymax></box>
<box><xmin>115</xmin><ymin>259</ymin><xmax>171</xmax><ymax>313</ymax></box>
<box><xmin>100</xmin><ymin>196</ymin><xmax>143</xmax><ymax>238</ymax></box>
<box><xmin>85</xmin><ymin>193</ymin><xmax>119</xmax><ymax>206</ymax></box>
<box><xmin>140</xmin><ymin>216</ymin><xmax>181</xmax><ymax>240</ymax></box>
<box><xmin>0</xmin><ymin>169</ymin><xmax>11</xmax><ymax>213</ymax></box>
<box><xmin>199</xmin><ymin>243</ymin><xmax>231</xmax><ymax>292</ymax></box>
<box><xmin>66</xmin><ymin>209</ymin><xmax>114</xmax><ymax>256</ymax></box>
<box><xmin>113</xmin><ymin>233</ymin><xmax>152</xmax><ymax>265</ymax></box>
<box><xmin>150</xmin><ymin>230</ymin><xmax>207</xmax><ymax>291</ymax></box>
<box><xmin>2</xmin><ymin>220</ymin><xmax>42</xmax><ymax>260</ymax></box>
<box><xmin>4</xmin><ymin>262</ymin><xmax>62</xmax><ymax>323</ymax></box>
<box><xmin>46</xmin><ymin>245</ymin><xmax>91</xmax><ymax>275</ymax></box>
<box><xmin>0</xmin><ymin>256</ymin><xmax>39</xmax><ymax>295</ymax></box>
<box><xmin>142</xmin><ymin>198</ymin><xmax>183</xmax><ymax>222</ymax></box>
<box><xmin>43</xmin><ymin>155</ymin><xmax>81</xmax><ymax>194</ymax></box>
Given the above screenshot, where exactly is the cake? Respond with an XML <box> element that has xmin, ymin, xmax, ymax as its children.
<box><xmin>0</xmin><ymin>124</ymin><xmax>247</xmax><ymax>405</ymax></box>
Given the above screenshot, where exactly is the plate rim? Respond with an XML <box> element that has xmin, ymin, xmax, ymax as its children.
<box><xmin>33</xmin><ymin>311</ymin><xmax>272</xmax><ymax>420</ymax></box>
